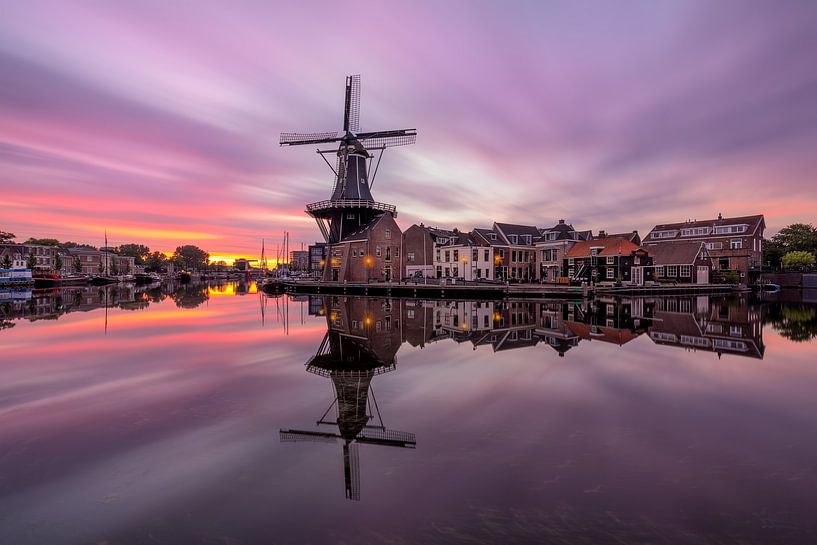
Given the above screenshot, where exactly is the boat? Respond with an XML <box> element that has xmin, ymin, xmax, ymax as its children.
<box><xmin>33</xmin><ymin>272</ymin><xmax>61</xmax><ymax>288</ymax></box>
<box><xmin>761</xmin><ymin>283</ymin><xmax>781</xmax><ymax>293</ymax></box>
<box><xmin>134</xmin><ymin>272</ymin><xmax>162</xmax><ymax>284</ymax></box>
<box><xmin>90</xmin><ymin>275</ymin><xmax>119</xmax><ymax>286</ymax></box>
<box><xmin>0</xmin><ymin>267</ymin><xmax>33</xmax><ymax>287</ymax></box>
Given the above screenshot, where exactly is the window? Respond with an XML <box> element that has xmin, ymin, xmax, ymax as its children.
<box><xmin>666</xmin><ymin>265</ymin><xmax>678</xmax><ymax>277</ymax></box>
<box><xmin>484</xmin><ymin>249</ymin><xmax>489</xmax><ymax>261</ymax></box>
<box><xmin>395</xmin><ymin>248</ymin><xmax>400</xmax><ymax>258</ymax></box>
<box><xmin>680</xmin><ymin>265</ymin><xmax>691</xmax><ymax>276</ymax></box>
<box><xmin>489</xmin><ymin>233</ymin><xmax>496</xmax><ymax>240</ymax></box>
<box><xmin>681</xmin><ymin>227</ymin><xmax>711</xmax><ymax>236</ymax></box>
<box><xmin>352</xmin><ymin>249</ymin><xmax>357</xmax><ymax>258</ymax></box>
<box><xmin>509</xmin><ymin>235</ymin><xmax>518</xmax><ymax>244</ymax></box>
<box><xmin>472</xmin><ymin>248</ymin><xmax>478</xmax><ymax>261</ymax></box>
<box><xmin>407</xmin><ymin>252</ymin><xmax>415</xmax><ymax>262</ymax></box>
<box><xmin>347</xmin><ymin>213</ymin><xmax>355</xmax><ymax>219</ymax></box>
<box><xmin>730</xmin><ymin>239</ymin><xmax>742</xmax><ymax>249</ymax></box>
<box><xmin>511</xmin><ymin>250</ymin><xmax>517</xmax><ymax>262</ymax></box>
<box><xmin>522</xmin><ymin>235</ymin><xmax>532</xmax><ymax>245</ymax></box>
<box><xmin>453</xmin><ymin>266</ymin><xmax>459</xmax><ymax>277</ymax></box>
<box><xmin>705</xmin><ymin>242</ymin><xmax>723</xmax><ymax>250</ymax></box>
<box><xmin>651</xmin><ymin>230</ymin><xmax>679</xmax><ymax>239</ymax></box>
<box><xmin>547</xmin><ymin>232</ymin><xmax>558</xmax><ymax>240</ymax></box>
<box><xmin>453</xmin><ymin>250</ymin><xmax>459</xmax><ymax>261</ymax></box>
<box><xmin>606</xmin><ymin>268</ymin><xmax>614</xmax><ymax>279</ymax></box>
<box><xmin>714</xmin><ymin>224</ymin><xmax>747</xmax><ymax>234</ymax></box>
<box><xmin>606</xmin><ymin>256</ymin><xmax>614</xmax><ymax>265</ymax></box>
<box><xmin>568</xmin><ymin>258</ymin><xmax>575</xmax><ymax>265</ymax></box>
<box><xmin>436</xmin><ymin>249</ymin><xmax>440</xmax><ymax>261</ymax></box>
<box><xmin>385</xmin><ymin>247</ymin><xmax>391</xmax><ymax>261</ymax></box>
<box><xmin>376</xmin><ymin>246</ymin><xmax>382</xmax><ymax>257</ymax></box>
<box><xmin>385</xmin><ymin>229</ymin><xmax>391</xmax><ymax>239</ymax></box>
<box><xmin>444</xmin><ymin>250</ymin><xmax>450</xmax><ymax>262</ymax></box>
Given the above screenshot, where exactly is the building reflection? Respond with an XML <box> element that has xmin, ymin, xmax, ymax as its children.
<box><xmin>281</xmin><ymin>297</ymin><xmax>416</xmax><ymax>501</ymax></box>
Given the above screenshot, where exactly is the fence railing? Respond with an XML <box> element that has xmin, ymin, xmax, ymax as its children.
<box><xmin>306</xmin><ymin>199</ymin><xmax>396</xmax><ymax>213</ymax></box>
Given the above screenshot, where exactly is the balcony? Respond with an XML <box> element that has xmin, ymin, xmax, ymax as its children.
<box><xmin>306</xmin><ymin>199</ymin><xmax>397</xmax><ymax>215</ymax></box>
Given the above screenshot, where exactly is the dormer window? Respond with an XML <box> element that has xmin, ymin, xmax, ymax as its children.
<box><xmin>547</xmin><ymin>232</ymin><xmax>558</xmax><ymax>240</ymax></box>
<box><xmin>489</xmin><ymin>233</ymin><xmax>497</xmax><ymax>240</ymax></box>
<box><xmin>522</xmin><ymin>235</ymin><xmax>532</xmax><ymax>244</ymax></box>
<box><xmin>714</xmin><ymin>224</ymin><xmax>748</xmax><ymax>234</ymax></box>
<box><xmin>509</xmin><ymin>235</ymin><xmax>518</xmax><ymax>244</ymax></box>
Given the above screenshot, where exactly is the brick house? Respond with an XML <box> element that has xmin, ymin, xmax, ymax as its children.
<box><xmin>62</xmin><ymin>248</ymin><xmax>136</xmax><ymax>275</ymax></box>
<box><xmin>472</xmin><ymin>223</ymin><xmax>538</xmax><ymax>282</ymax></box>
<box><xmin>648</xmin><ymin>241</ymin><xmax>713</xmax><ymax>284</ymax></box>
<box><xmin>403</xmin><ymin>225</ymin><xmax>457</xmax><ymax>278</ymax></box>
<box><xmin>564</xmin><ymin>236</ymin><xmax>654</xmax><ymax>285</ymax></box>
<box><xmin>322</xmin><ymin>213</ymin><xmax>403</xmax><ymax>282</ymax></box>
<box><xmin>643</xmin><ymin>214</ymin><xmax>765</xmax><ymax>285</ymax></box>
<box><xmin>434</xmin><ymin>231</ymin><xmax>494</xmax><ymax>281</ymax></box>
<box><xmin>535</xmin><ymin>220</ymin><xmax>591</xmax><ymax>283</ymax></box>
<box><xmin>0</xmin><ymin>243</ymin><xmax>58</xmax><ymax>271</ymax></box>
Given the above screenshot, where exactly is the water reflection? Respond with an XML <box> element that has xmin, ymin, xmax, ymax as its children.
<box><xmin>282</xmin><ymin>298</ymin><xmax>416</xmax><ymax>501</ymax></box>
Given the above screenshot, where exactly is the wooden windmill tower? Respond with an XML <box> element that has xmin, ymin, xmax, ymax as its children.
<box><xmin>280</xmin><ymin>75</ymin><xmax>417</xmax><ymax>244</ymax></box>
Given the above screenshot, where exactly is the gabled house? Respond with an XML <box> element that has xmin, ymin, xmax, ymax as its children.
<box><xmin>403</xmin><ymin>224</ymin><xmax>457</xmax><ymax>278</ymax></box>
<box><xmin>564</xmin><ymin>236</ymin><xmax>653</xmax><ymax>285</ymax></box>
<box><xmin>649</xmin><ymin>241</ymin><xmax>713</xmax><ymax>284</ymax></box>
<box><xmin>434</xmin><ymin>231</ymin><xmax>494</xmax><ymax>280</ymax></box>
<box><xmin>323</xmin><ymin>213</ymin><xmax>403</xmax><ymax>282</ymax></box>
<box><xmin>472</xmin><ymin>223</ymin><xmax>538</xmax><ymax>282</ymax></box>
<box><xmin>535</xmin><ymin>219</ymin><xmax>591</xmax><ymax>283</ymax></box>
<box><xmin>596</xmin><ymin>230</ymin><xmax>641</xmax><ymax>245</ymax></box>
<box><xmin>643</xmin><ymin>214</ymin><xmax>765</xmax><ymax>285</ymax></box>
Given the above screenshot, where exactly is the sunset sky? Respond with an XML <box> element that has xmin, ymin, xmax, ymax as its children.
<box><xmin>2</xmin><ymin>1</ymin><xmax>816</xmax><ymax>262</ymax></box>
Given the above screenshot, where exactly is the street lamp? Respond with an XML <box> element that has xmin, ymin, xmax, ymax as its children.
<box><xmin>364</xmin><ymin>255</ymin><xmax>374</xmax><ymax>283</ymax></box>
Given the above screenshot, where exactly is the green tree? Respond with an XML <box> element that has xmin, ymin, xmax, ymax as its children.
<box><xmin>0</xmin><ymin>231</ymin><xmax>15</xmax><ymax>243</ymax></box>
<box><xmin>118</xmin><ymin>243</ymin><xmax>150</xmax><ymax>265</ymax></box>
<box><xmin>26</xmin><ymin>252</ymin><xmax>35</xmax><ymax>270</ymax></box>
<box><xmin>782</xmin><ymin>250</ymin><xmax>815</xmax><ymax>269</ymax></box>
<box><xmin>145</xmin><ymin>251</ymin><xmax>167</xmax><ymax>272</ymax></box>
<box><xmin>61</xmin><ymin>241</ymin><xmax>97</xmax><ymax>250</ymax></box>
<box><xmin>2</xmin><ymin>254</ymin><xmax>11</xmax><ymax>269</ymax></box>
<box><xmin>772</xmin><ymin>223</ymin><xmax>817</xmax><ymax>253</ymax></box>
<box><xmin>25</xmin><ymin>237</ymin><xmax>60</xmax><ymax>246</ymax></box>
<box><xmin>762</xmin><ymin>238</ymin><xmax>786</xmax><ymax>268</ymax></box>
<box><xmin>173</xmin><ymin>245</ymin><xmax>209</xmax><ymax>271</ymax></box>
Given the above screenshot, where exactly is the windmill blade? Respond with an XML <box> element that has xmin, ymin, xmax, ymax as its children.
<box><xmin>356</xmin><ymin>428</ymin><xmax>417</xmax><ymax>448</ymax></box>
<box><xmin>356</xmin><ymin>129</ymin><xmax>417</xmax><ymax>149</ymax></box>
<box><xmin>280</xmin><ymin>429</ymin><xmax>340</xmax><ymax>443</ymax></box>
<box><xmin>280</xmin><ymin>131</ymin><xmax>340</xmax><ymax>146</ymax></box>
<box><xmin>348</xmin><ymin>75</ymin><xmax>360</xmax><ymax>133</ymax></box>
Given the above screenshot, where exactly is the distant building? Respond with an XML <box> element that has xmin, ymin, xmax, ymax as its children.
<box><xmin>643</xmin><ymin>214</ymin><xmax>765</xmax><ymax>285</ymax></box>
<box><xmin>289</xmin><ymin>250</ymin><xmax>309</xmax><ymax>272</ymax></box>
<box><xmin>535</xmin><ymin>220</ymin><xmax>591</xmax><ymax>283</ymax></box>
<box><xmin>595</xmin><ymin>230</ymin><xmax>641</xmax><ymax>245</ymax></box>
<box><xmin>233</xmin><ymin>258</ymin><xmax>256</xmax><ymax>271</ymax></box>
<box><xmin>564</xmin><ymin>236</ymin><xmax>653</xmax><ymax>285</ymax></box>
<box><xmin>0</xmin><ymin>243</ymin><xmax>58</xmax><ymax>271</ymax></box>
<box><xmin>62</xmin><ymin>248</ymin><xmax>136</xmax><ymax>275</ymax></box>
<box><xmin>308</xmin><ymin>243</ymin><xmax>327</xmax><ymax>278</ymax></box>
<box><xmin>648</xmin><ymin>241</ymin><xmax>713</xmax><ymax>284</ymax></box>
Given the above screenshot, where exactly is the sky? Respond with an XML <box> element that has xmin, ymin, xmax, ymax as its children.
<box><xmin>1</xmin><ymin>0</ymin><xmax>816</xmax><ymax>262</ymax></box>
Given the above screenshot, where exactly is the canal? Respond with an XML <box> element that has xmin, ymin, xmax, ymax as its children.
<box><xmin>1</xmin><ymin>282</ymin><xmax>816</xmax><ymax>544</ymax></box>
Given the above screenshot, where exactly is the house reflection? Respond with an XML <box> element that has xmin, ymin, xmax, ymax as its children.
<box><xmin>648</xmin><ymin>295</ymin><xmax>765</xmax><ymax>359</ymax></box>
<box><xmin>281</xmin><ymin>296</ymin><xmax>416</xmax><ymax>501</ymax></box>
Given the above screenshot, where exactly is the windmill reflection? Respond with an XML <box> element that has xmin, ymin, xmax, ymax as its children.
<box><xmin>280</xmin><ymin>297</ymin><xmax>416</xmax><ymax>501</ymax></box>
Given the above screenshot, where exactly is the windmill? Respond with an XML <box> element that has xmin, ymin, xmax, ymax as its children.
<box><xmin>280</xmin><ymin>75</ymin><xmax>417</xmax><ymax>244</ymax></box>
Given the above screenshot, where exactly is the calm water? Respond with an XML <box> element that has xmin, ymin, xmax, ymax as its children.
<box><xmin>2</xmin><ymin>282</ymin><xmax>817</xmax><ymax>545</ymax></box>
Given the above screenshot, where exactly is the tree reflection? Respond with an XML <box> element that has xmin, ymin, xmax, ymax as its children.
<box><xmin>768</xmin><ymin>303</ymin><xmax>817</xmax><ymax>342</ymax></box>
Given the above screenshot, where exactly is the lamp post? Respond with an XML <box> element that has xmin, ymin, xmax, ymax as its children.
<box><xmin>364</xmin><ymin>255</ymin><xmax>374</xmax><ymax>283</ymax></box>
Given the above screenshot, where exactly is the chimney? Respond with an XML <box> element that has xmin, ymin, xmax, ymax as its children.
<box><xmin>558</xmin><ymin>219</ymin><xmax>565</xmax><ymax>224</ymax></box>
<box><xmin>598</xmin><ymin>230</ymin><xmax>606</xmax><ymax>238</ymax></box>
<box><xmin>717</xmin><ymin>212</ymin><xmax>723</xmax><ymax>220</ymax></box>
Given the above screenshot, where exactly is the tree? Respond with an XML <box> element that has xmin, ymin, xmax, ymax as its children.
<box><xmin>74</xmin><ymin>256</ymin><xmax>82</xmax><ymax>274</ymax></box>
<box><xmin>26</xmin><ymin>252</ymin><xmax>35</xmax><ymax>270</ymax></box>
<box><xmin>118</xmin><ymin>243</ymin><xmax>150</xmax><ymax>265</ymax></box>
<box><xmin>772</xmin><ymin>223</ymin><xmax>817</xmax><ymax>254</ymax></box>
<box><xmin>25</xmin><ymin>237</ymin><xmax>60</xmax><ymax>246</ymax></box>
<box><xmin>2</xmin><ymin>254</ymin><xmax>11</xmax><ymax>269</ymax></box>
<box><xmin>762</xmin><ymin>238</ymin><xmax>786</xmax><ymax>268</ymax></box>
<box><xmin>55</xmin><ymin>253</ymin><xmax>63</xmax><ymax>272</ymax></box>
<box><xmin>61</xmin><ymin>241</ymin><xmax>97</xmax><ymax>250</ymax></box>
<box><xmin>145</xmin><ymin>251</ymin><xmax>167</xmax><ymax>272</ymax></box>
<box><xmin>0</xmin><ymin>231</ymin><xmax>16</xmax><ymax>243</ymax></box>
<box><xmin>173</xmin><ymin>245</ymin><xmax>209</xmax><ymax>271</ymax></box>
<box><xmin>782</xmin><ymin>250</ymin><xmax>815</xmax><ymax>269</ymax></box>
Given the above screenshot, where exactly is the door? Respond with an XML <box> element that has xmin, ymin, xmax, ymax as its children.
<box><xmin>332</xmin><ymin>268</ymin><xmax>339</xmax><ymax>281</ymax></box>
<box><xmin>697</xmin><ymin>266</ymin><xmax>709</xmax><ymax>284</ymax></box>
<box><xmin>632</xmin><ymin>266</ymin><xmax>643</xmax><ymax>286</ymax></box>
<box><xmin>384</xmin><ymin>266</ymin><xmax>392</xmax><ymax>282</ymax></box>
